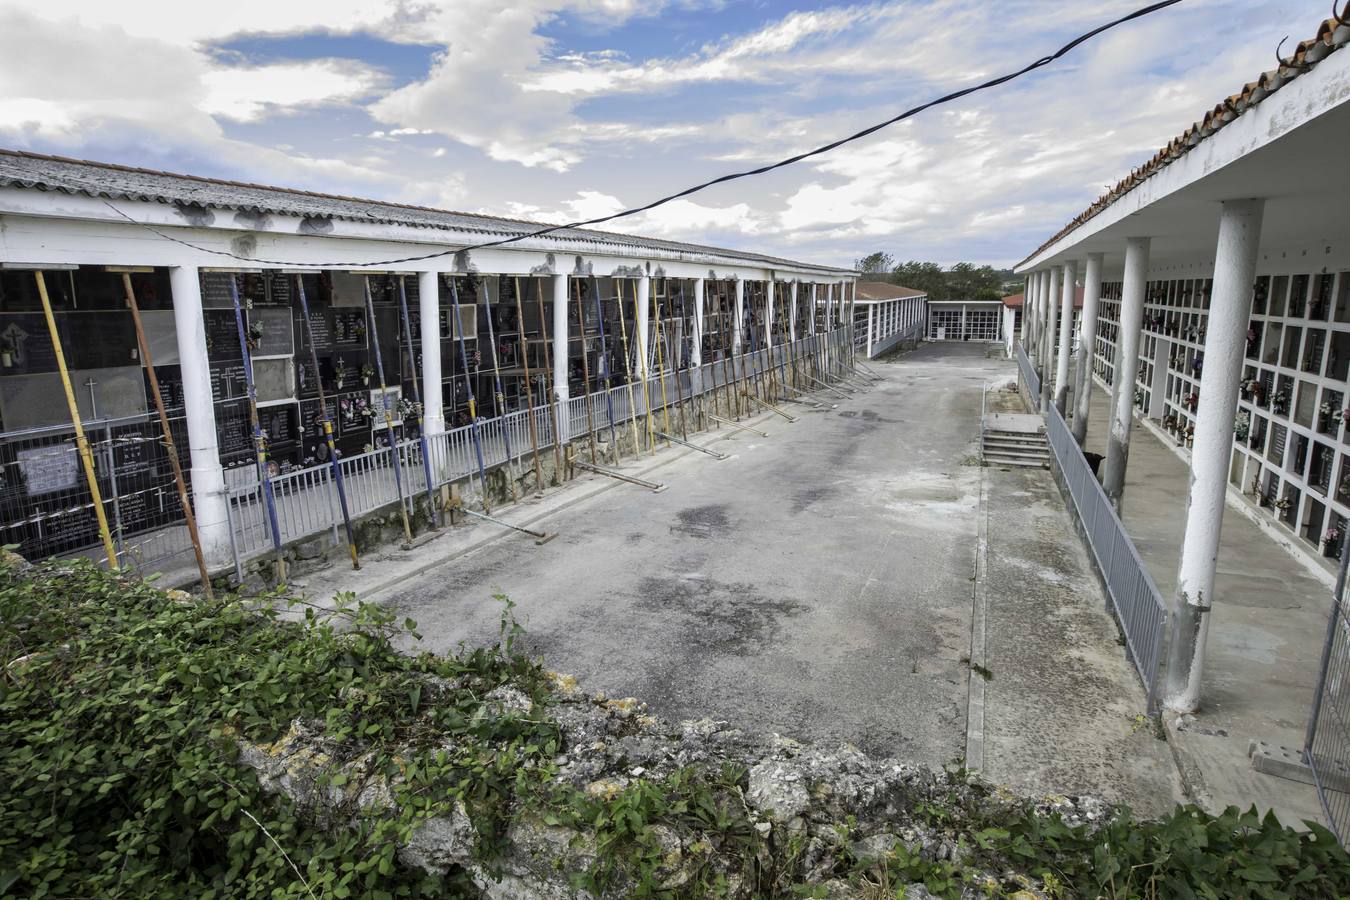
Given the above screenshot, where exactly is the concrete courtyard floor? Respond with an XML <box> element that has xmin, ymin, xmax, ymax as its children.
<box><xmin>289</xmin><ymin>343</ymin><xmax>1187</xmax><ymax>813</ymax></box>
<box><xmin>371</xmin><ymin>342</ymin><xmax>994</xmax><ymax>767</ymax></box>
<box><xmin>1077</xmin><ymin>378</ymin><xmax>1329</xmax><ymax>828</ymax></box>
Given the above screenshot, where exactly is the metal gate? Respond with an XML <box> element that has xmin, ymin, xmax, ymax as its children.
<box><xmin>1306</xmin><ymin>543</ymin><xmax>1350</xmax><ymax>843</ymax></box>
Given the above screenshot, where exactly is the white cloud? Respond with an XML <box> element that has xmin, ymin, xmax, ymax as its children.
<box><xmin>0</xmin><ymin>0</ymin><xmax>1337</xmax><ymax>267</ymax></box>
<box><xmin>201</xmin><ymin>60</ymin><xmax>386</xmax><ymax>122</ymax></box>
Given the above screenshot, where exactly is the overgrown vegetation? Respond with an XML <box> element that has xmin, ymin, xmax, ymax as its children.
<box><xmin>852</xmin><ymin>254</ymin><xmax>1016</xmax><ymax>301</ymax></box>
<box><xmin>2</xmin><ymin>554</ymin><xmax>1349</xmax><ymax>898</ymax></box>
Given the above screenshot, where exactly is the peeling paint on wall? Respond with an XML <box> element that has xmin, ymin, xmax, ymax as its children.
<box><xmin>230</xmin><ymin>233</ymin><xmax>257</xmax><ymax>259</ymax></box>
<box><xmin>529</xmin><ymin>253</ymin><xmax>556</xmax><ymax>275</ymax></box>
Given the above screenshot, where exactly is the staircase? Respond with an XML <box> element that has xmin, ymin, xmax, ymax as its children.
<box><xmin>982</xmin><ymin>420</ymin><xmax>1050</xmax><ymax>468</ymax></box>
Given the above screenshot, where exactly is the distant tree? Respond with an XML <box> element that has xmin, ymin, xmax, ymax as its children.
<box><xmin>891</xmin><ymin>260</ymin><xmax>949</xmax><ymax>300</ymax></box>
<box><xmin>854</xmin><ymin>252</ymin><xmax>896</xmax><ymax>276</ymax></box>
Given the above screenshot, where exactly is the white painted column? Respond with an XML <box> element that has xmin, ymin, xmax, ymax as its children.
<box><xmin>866</xmin><ymin>304</ymin><xmax>875</xmax><ymax>358</ymax></box>
<box><xmin>691</xmin><ymin>277</ymin><xmax>705</xmax><ymax>367</ymax></box>
<box><xmin>1040</xmin><ymin>266</ymin><xmax>1060</xmax><ymax>411</ymax></box>
<box><xmin>1102</xmin><ymin>238</ymin><xmax>1150</xmax><ymax>507</ymax></box>
<box><xmin>809</xmin><ymin>284</ymin><xmax>818</xmax><ymax>334</ymax></box>
<box><xmin>1020</xmin><ymin>277</ymin><xmax>1030</xmax><ymax>344</ymax></box>
<box><xmin>1027</xmin><ymin>272</ymin><xmax>1040</xmax><ymax>354</ymax></box>
<box><xmin>1070</xmin><ymin>254</ymin><xmax>1103</xmax><ymax>445</ymax></box>
<box><xmin>789</xmin><ymin>282</ymin><xmax>798</xmax><ymax>343</ymax></box>
<box><xmin>551</xmin><ymin>273</ymin><xmax>570</xmax><ymax>443</ymax></box>
<box><xmin>1054</xmin><ymin>259</ymin><xmax>1077</xmax><ymax>414</ymax></box>
<box><xmin>732</xmin><ymin>279</ymin><xmax>745</xmax><ymax>352</ymax></box>
<box><xmin>764</xmin><ymin>280</ymin><xmax>775</xmax><ymax>348</ymax></box>
<box><xmin>417</xmin><ymin>271</ymin><xmax>444</xmax><ymax>436</ymax></box>
<box><xmin>1038</xmin><ymin>270</ymin><xmax>1052</xmax><ymax>371</ymax></box>
<box><xmin>168</xmin><ymin>265</ymin><xmax>230</xmax><ymax>568</ymax></box>
<box><xmin>1165</xmin><ymin>199</ymin><xmax>1265</xmax><ymax>715</ymax></box>
<box><xmin>636</xmin><ymin>275</ymin><xmax>652</xmax><ymax>376</ymax></box>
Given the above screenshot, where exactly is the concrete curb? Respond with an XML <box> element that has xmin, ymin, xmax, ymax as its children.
<box><xmin>1162</xmin><ymin>711</ymin><xmax>1218</xmax><ymax>813</ymax></box>
<box><xmin>965</xmin><ymin>462</ymin><xmax>990</xmax><ymax>773</ymax></box>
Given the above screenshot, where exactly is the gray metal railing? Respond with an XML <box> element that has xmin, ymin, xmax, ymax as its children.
<box><xmin>223</xmin><ymin>328</ymin><xmax>854</xmax><ymax>575</ymax></box>
<box><xmin>1019</xmin><ymin>343</ymin><xmax>1168</xmax><ymax>712</ymax></box>
<box><xmin>1016</xmin><ymin>340</ymin><xmax>1041</xmax><ymax>401</ymax></box>
<box><xmin>1305</xmin><ymin>537</ymin><xmax>1350</xmax><ymax>844</ymax></box>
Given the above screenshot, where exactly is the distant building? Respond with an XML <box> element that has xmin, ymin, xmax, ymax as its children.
<box><xmin>1000</xmin><ymin>287</ymin><xmax>1083</xmax><ymax>358</ymax></box>
<box><xmin>853</xmin><ymin>282</ymin><xmax>927</xmax><ymax>357</ymax></box>
<box><xmin>926</xmin><ymin>299</ymin><xmax>1005</xmax><ymax>343</ymax></box>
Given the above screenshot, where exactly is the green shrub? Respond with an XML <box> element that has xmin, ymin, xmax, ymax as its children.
<box><xmin>3</xmin><ymin>556</ymin><xmax>1348</xmax><ymax>899</ymax></box>
<box><xmin>0</xmin><ymin>558</ymin><xmax>549</xmax><ymax>898</ymax></box>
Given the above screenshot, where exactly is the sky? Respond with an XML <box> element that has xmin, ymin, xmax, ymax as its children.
<box><xmin>0</xmin><ymin>0</ymin><xmax>1332</xmax><ymax>269</ymax></box>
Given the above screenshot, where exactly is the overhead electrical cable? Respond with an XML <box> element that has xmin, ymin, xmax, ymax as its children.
<box><xmin>38</xmin><ymin>0</ymin><xmax>1182</xmax><ymax>269</ymax></box>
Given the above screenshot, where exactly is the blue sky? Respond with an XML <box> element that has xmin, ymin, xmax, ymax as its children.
<box><xmin>0</xmin><ymin>0</ymin><xmax>1332</xmax><ymax>269</ymax></box>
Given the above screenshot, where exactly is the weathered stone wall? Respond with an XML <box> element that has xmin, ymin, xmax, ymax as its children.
<box><xmin>238</xmin><ymin>672</ymin><xmax>1106</xmax><ymax>898</ymax></box>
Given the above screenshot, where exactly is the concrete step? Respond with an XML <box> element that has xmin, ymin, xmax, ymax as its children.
<box><xmin>983</xmin><ymin>448</ymin><xmax>1050</xmax><ymax>463</ymax></box>
<box><xmin>984</xmin><ymin>429</ymin><xmax>1046</xmax><ymax>442</ymax></box>
<box><xmin>983</xmin><ymin>455</ymin><xmax>1049</xmax><ymax>469</ymax></box>
<box><xmin>982</xmin><ymin>440</ymin><xmax>1049</xmax><ymax>454</ymax></box>
<box><xmin>983</xmin><ymin>434</ymin><xmax>1047</xmax><ymax>448</ymax></box>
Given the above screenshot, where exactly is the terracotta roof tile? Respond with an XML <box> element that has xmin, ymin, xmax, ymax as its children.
<box><xmin>855</xmin><ymin>280</ymin><xmax>927</xmax><ymax>300</ymax></box>
<box><xmin>1020</xmin><ymin>13</ymin><xmax>1350</xmax><ymax>267</ymax></box>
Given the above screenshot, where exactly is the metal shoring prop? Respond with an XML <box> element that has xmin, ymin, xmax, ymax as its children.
<box><xmin>571</xmin><ymin>456</ymin><xmax>666</xmax><ymax>492</ymax></box>
<box><xmin>362</xmin><ymin>276</ymin><xmax>415</xmax><ymax>545</ymax></box>
<box><xmin>731</xmin><ymin>281</ymin><xmax>754</xmax><ymax>419</ymax></box>
<box><xmin>448</xmin><ymin>276</ymin><xmax>494</xmax><ymax>514</ymax></box>
<box><xmin>532</xmin><ymin>277</ymin><xmax>565</xmax><ymax>479</ymax></box>
<box><xmin>294</xmin><ymin>274</ymin><xmax>361</xmax><ymax>569</ymax></box>
<box><xmin>745</xmin><ymin>284</ymin><xmax>773</xmax><ymax>405</ymax></box>
<box><xmin>708</xmin><ymin>414</ymin><xmax>768</xmax><ymax>438</ymax></box>
<box><xmin>572</xmin><ymin>277</ymin><xmax>599</xmax><ymax>465</ymax></box>
<box><xmin>805</xmin><ymin>372</ymin><xmax>852</xmax><ymax>399</ymax></box>
<box><xmin>671</xmin><ymin>280</ymin><xmax>690</xmax><ymax>440</ymax></box>
<box><xmin>587</xmin><ymin>275</ymin><xmax>621</xmax><ymax>463</ymax></box>
<box><xmin>612</xmin><ymin>278</ymin><xmax>643</xmax><ymax>458</ymax></box>
<box><xmin>397</xmin><ymin>276</ymin><xmax>444</xmax><ymax>526</ymax></box>
<box><xmin>34</xmin><ymin>271</ymin><xmax>119</xmax><ymax>570</ymax></box>
<box><xmin>460</xmin><ymin>507</ymin><xmax>556</xmax><ymax>544</ymax></box>
<box><xmin>745</xmin><ymin>295</ymin><xmax>793</xmax><ymax>423</ymax></box>
<box><xmin>477</xmin><ymin>277</ymin><xmax>519</xmax><ymax>502</ymax></box>
<box><xmin>709</xmin><ymin>280</ymin><xmax>729</xmax><ymax>421</ymax></box>
<box><xmin>773</xmin><ymin>303</ymin><xmax>825</xmax><ymax>409</ymax></box>
<box><xmin>120</xmin><ymin>272</ymin><xmax>215</xmax><ymax>594</ymax></box>
<box><xmin>650</xmin><ymin>280</ymin><xmax>673</xmax><ymax>443</ymax></box>
<box><xmin>741</xmin><ymin>300</ymin><xmax>797</xmax><ymax>422</ymax></box>
<box><xmin>227</xmin><ymin>275</ymin><xmax>286</xmax><ymax>582</ymax></box>
<box><xmin>656</xmin><ymin>430</ymin><xmax>728</xmax><ymax>461</ymax></box>
<box><xmin>770</xmin><ymin>283</ymin><xmax>791</xmax><ymax>402</ymax></box>
<box><xmin>855</xmin><ymin>361</ymin><xmax>883</xmax><ymax>380</ymax></box>
<box><xmin>758</xmin><ymin>283</ymin><xmax>781</xmax><ymax>404</ymax></box>
<box><xmin>772</xmin><ymin>282</ymin><xmax>807</xmax><ymax>402</ymax></box>
<box><xmin>511</xmin><ymin>276</ymin><xmax>546</xmax><ymax>495</ymax></box>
